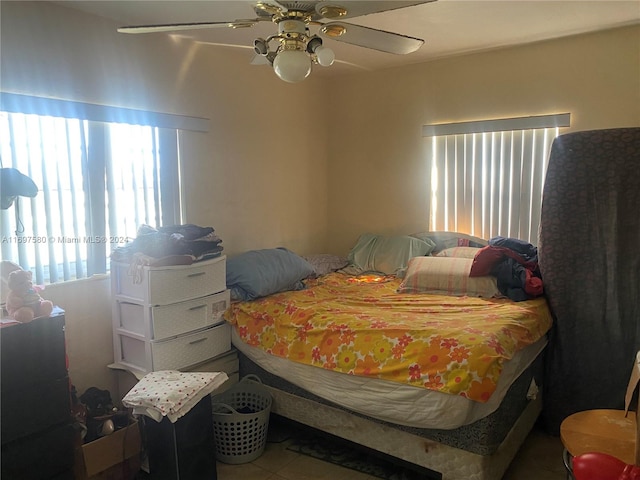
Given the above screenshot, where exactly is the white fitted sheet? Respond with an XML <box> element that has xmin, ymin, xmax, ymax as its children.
<box><xmin>232</xmin><ymin>328</ymin><xmax>546</xmax><ymax>430</ymax></box>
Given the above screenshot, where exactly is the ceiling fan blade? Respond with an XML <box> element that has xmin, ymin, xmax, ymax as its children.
<box><xmin>251</xmin><ymin>54</ymin><xmax>269</xmax><ymax>65</ymax></box>
<box><xmin>320</xmin><ymin>22</ymin><xmax>424</xmax><ymax>54</ymax></box>
<box><xmin>117</xmin><ymin>20</ymin><xmax>260</xmax><ymax>34</ymax></box>
<box><xmin>254</xmin><ymin>0</ymin><xmax>287</xmax><ymax>17</ymax></box>
<box><xmin>315</xmin><ymin>1</ymin><xmax>435</xmax><ymax>20</ymax></box>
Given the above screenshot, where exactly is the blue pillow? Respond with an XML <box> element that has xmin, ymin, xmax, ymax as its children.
<box><xmin>347</xmin><ymin>233</ymin><xmax>435</xmax><ymax>275</ymax></box>
<box><xmin>226</xmin><ymin>248</ymin><xmax>315</xmax><ymax>301</ymax></box>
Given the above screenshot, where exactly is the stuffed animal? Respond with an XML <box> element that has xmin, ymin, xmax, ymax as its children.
<box><xmin>6</xmin><ymin>269</ymin><xmax>53</xmax><ymax>322</ymax></box>
<box><xmin>1</xmin><ymin>260</ymin><xmax>23</xmax><ymax>305</ymax></box>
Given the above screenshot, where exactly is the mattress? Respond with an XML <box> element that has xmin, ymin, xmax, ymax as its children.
<box><xmin>232</xmin><ymin>328</ymin><xmax>546</xmax><ymax>430</ymax></box>
<box><xmin>225</xmin><ymin>272</ymin><xmax>552</xmax><ymax>402</ymax></box>
<box><xmin>237</xmin><ymin>344</ymin><xmax>545</xmax><ymax>457</ymax></box>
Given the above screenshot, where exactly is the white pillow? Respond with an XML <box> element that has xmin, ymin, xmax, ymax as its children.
<box><xmin>435</xmin><ymin>246</ymin><xmax>481</xmax><ymax>259</ymax></box>
<box><xmin>397</xmin><ymin>256</ymin><xmax>502</xmax><ymax>298</ymax></box>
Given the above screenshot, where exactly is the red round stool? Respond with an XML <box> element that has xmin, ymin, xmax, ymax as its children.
<box><xmin>560</xmin><ymin>409</ymin><xmax>637</xmax><ymax>480</ymax></box>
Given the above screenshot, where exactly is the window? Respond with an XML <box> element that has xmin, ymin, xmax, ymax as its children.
<box><xmin>0</xmin><ymin>93</ymin><xmax>208</xmax><ymax>284</ymax></box>
<box><xmin>423</xmin><ymin>113</ymin><xmax>570</xmax><ymax>245</ymax></box>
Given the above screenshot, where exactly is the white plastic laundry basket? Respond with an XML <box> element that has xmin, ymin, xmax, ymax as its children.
<box><xmin>211</xmin><ymin>374</ymin><xmax>272</xmax><ymax>464</ymax></box>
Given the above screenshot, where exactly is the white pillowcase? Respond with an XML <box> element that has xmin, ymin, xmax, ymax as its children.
<box><xmin>434</xmin><ymin>246</ymin><xmax>481</xmax><ymax>259</ymax></box>
<box><xmin>397</xmin><ymin>256</ymin><xmax>502</xmax><ymax>298</ymax></box>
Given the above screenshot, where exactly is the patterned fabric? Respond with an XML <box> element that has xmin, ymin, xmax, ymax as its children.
<box><xmin>122</xmin><ymin>370</ymin><xmax>229</xmax><ymax>422</ymax></box>
<box><xmin>225</xmin><ymin>272</ymin><xmax>552</xmax><ymax>402</ymax></box>
<box><xmin>539</xmin><ymin>128</ymin><xmax>640</xmax><ymax>434</ymax></box>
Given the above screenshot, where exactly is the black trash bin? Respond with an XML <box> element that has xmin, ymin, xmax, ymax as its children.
<box><xmin>122</xmin><ymin>370</ymin><xmax>228</xmax><ymax>480</ymax></box>
<box><xmin>142</xmin><ymin>394</ymin><xmax>217</xmax><ymax>480</ymax></box>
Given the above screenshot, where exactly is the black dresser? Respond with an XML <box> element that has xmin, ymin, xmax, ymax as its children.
<box><xmin>1</xmin><ymin>309</ymin><xmax>75</xmax><ymax>480</ymax></box>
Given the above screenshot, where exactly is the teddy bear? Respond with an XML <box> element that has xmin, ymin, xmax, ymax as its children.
<box><xmin>6</xmin><ymin>268</ymin><xmax>53</xmax><ymax>322</ymax></box>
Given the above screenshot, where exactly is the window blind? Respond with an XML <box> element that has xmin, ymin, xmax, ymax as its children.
<box><xmin>1</xmin><ymin>93</ymin><xmax>206</xmax><ymax>284</ymax></box>
<box><xmin>424</xmin><ymin>113</ymin><xmax>570</xmax><ymax>245</ymax></box>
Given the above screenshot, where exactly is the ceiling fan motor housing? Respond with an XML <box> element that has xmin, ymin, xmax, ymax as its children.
<box><xmin>277</xmin><ymin>18</ymin><xmax>308</xmax><ymax>39</ymax></box>
<box><xmin>275</xmin><ymin>18</ymin><xmax>310</xmax><ymax>55</ymax></box>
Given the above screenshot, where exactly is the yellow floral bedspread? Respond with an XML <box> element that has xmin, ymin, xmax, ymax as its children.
<box><xmin>224</xmin><ymin>273</ymin><xmax>553</xmax><ymax>402</ymax></box>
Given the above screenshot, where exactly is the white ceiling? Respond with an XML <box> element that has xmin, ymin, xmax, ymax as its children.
<box><xmin>55</xmin><ymin>0</ymin><xmax>640</xmax><ymax>76</ymax></box>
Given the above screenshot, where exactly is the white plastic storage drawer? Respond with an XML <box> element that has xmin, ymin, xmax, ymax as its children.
<box><xmin>188</xmin><ymin>349</ymin><xmax>239</xmax><ymax>377</ymax></box>
<box><xmin>117</xmin><ymin>290</ymin><xmax>231</xmax><ymax>341</ymax></box>
<box><xmin>188</xmin><ymin>349</ymin><xmax>240</xmax><ymax>393</ymax></box>
<box><xmin>112</xmin><ymin>256</ymin><xmax>226</xmax><ymax>306</ymax></box>
<box><xmin>117</xmin><ymin>323</ymin><xmax>231</xmax><ymax>373</ymax></box>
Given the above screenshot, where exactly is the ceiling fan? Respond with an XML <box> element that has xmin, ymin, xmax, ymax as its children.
<box><xmin>118</xmin><ymin>1</ymin><xmax>435</xmax><ymax>83</ymax></box>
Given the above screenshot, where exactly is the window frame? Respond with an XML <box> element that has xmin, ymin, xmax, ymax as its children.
<box><xmin>0</xmin><ymin>92</ymin><xmax>209</xmax><ymax>283</ymax></box>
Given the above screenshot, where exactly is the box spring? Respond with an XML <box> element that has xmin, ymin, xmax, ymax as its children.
<box><xmin>238</xmin><ymin>349</ymin><xmax>544</xmax><ymax>456</ymax></box>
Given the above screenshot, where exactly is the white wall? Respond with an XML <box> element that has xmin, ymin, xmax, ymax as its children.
<box><xmin>323</xmin><ymin>25</ymin><xmax>640</xmax><ymax>254</ymax></box>
<box><xmin>41</xmin><ymin>276</ymin><xmax>114</xmax><ymax>395</ymax></box>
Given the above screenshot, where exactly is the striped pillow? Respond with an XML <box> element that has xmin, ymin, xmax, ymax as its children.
<box><xmin>397</xmin><ymin>256</ymin><xmax>501</xmax><ymax>298</ymax></box>
<box><xmin>434</xmin><ymin>246</ymin><xmax>481</xmax><ymax>259</ymax></box>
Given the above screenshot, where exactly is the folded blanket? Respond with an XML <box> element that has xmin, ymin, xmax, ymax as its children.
<box><xmin>122</xmin><ymin>370</ymin><xmax>228</xmax><ymax>423</ymax></box>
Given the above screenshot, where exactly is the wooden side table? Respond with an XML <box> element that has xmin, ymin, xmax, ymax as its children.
<box><xmin>560</xmin><ymin>409</ymin><xmax>637</xmax><ymax>479</ymax></box>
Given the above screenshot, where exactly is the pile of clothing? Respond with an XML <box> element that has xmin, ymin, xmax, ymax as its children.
<box><xmin>111</xmin><ymin>224</ymin><xmax>223</xmax><ymax>268</ymax></box>
<box><xmin>469</xmin><ymin>236</ymin><xmax>543</xmax><ymax>302</ymax></box>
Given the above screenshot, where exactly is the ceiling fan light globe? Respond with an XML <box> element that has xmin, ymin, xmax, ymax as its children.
<box><xmin>315</xmin><ymin>45</ymin><xmax>335</xmax><ymax>67</ymax></box>
<box><xmin>273</xmin><ymin>50</ymin><xmax>311</xmax><ymax>83</ymax></box>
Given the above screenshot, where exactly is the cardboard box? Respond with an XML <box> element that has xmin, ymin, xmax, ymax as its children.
<box><xmin>74</xmin><ymin>420</ymin><xmax>141</xmax><ymax>480</ymax></box>
<box><xmin>81</xmin><ymin>456</ymin><xmax>142</xmax><ymax>480</ymax></box>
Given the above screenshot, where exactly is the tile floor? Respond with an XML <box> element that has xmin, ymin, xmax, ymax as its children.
<box><xmin>215</xmin><ymin>416</ymin><xmax>568</xmax><ymax>480</ymax></box>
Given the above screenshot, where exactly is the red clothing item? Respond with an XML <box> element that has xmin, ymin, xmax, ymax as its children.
<box><xmin>469</xmin><ymin>245</ymin><xmax>543</xmax><ymax>299</ymax></box>
<box><xmin>470</xmin><ymin>245</ymin><xmax>538</xmax><ymax>276</ymax></box>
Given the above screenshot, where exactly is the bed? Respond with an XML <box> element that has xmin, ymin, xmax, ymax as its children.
<box><xmin>223</xmin><ymin>233</ymin><xmax>553</xmax><ymax>480</ymax></box>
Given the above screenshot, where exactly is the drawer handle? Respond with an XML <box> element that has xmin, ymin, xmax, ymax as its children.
<box><xmin>188</xmin><ymin>305</ymin><xmax>206</xmax><ymax>311</ymax></box>
<box><xmin>189</xmin><ymin>337</ymin><xmax>207</xmax><ymax>345</ymax></box>
<box><xmin>187</xmin><ymin>272</ymin><xmax>206</xmax><ymax>278</ymax></box>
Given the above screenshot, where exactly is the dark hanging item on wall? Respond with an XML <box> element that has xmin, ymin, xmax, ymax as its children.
<box><xmin>0</xmin><ymin>168</ymin><xmax>38</xmax><ymax>209</ymax></box>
